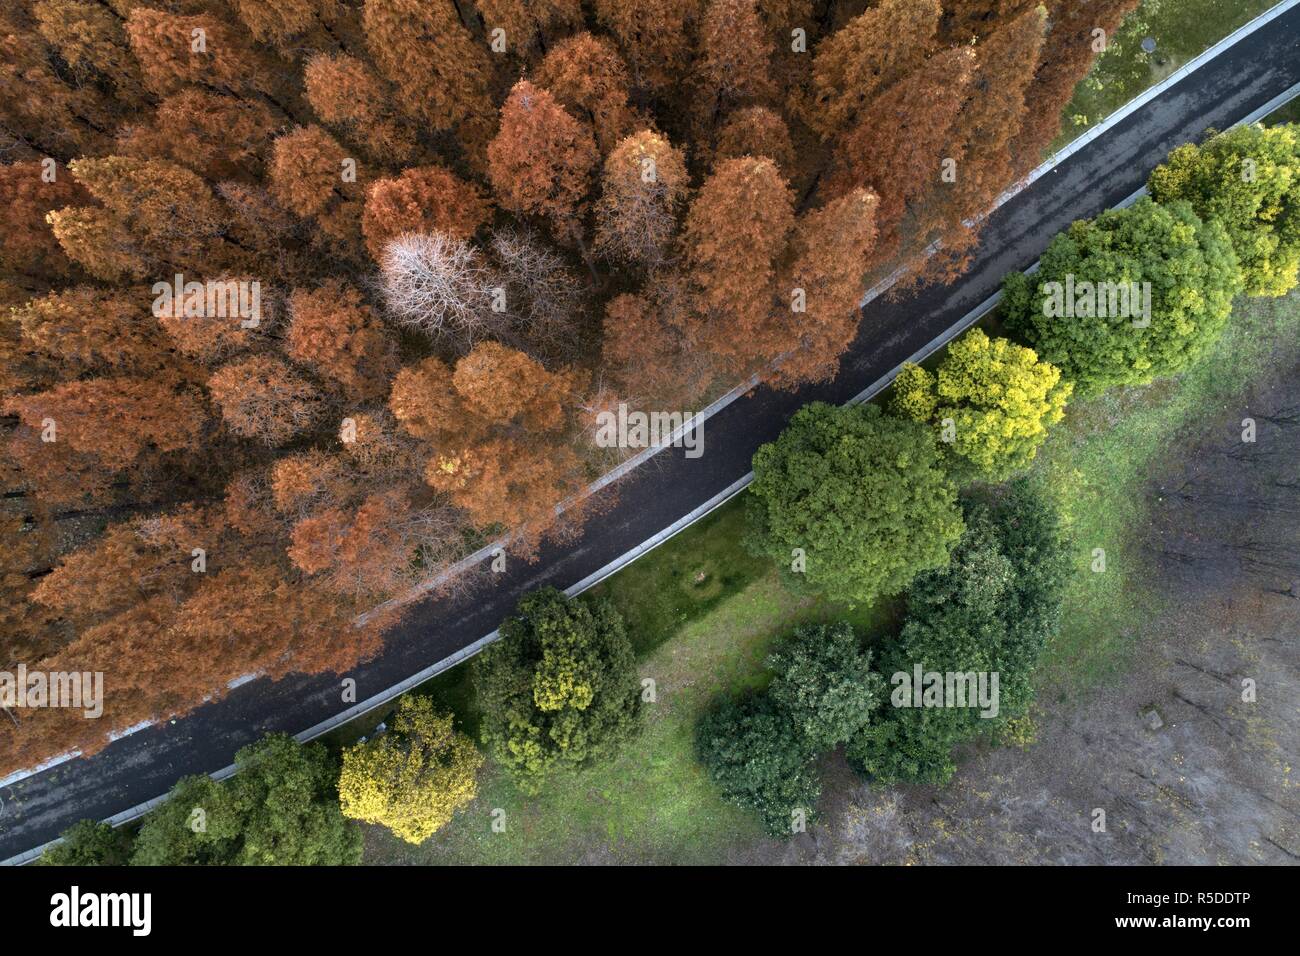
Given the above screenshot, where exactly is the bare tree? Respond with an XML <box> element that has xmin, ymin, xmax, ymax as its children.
<box><xmin>378</xmin><ymin>231</ymin><xmax>499</xmax><ymax>351</ymax></box>
<box><xmin>489</xmin><ymin>226</ymin><xmax>586</xmax><ymax>362</ymax></box>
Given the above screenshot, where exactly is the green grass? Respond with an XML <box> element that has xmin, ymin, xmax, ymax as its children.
<box><xmin>1056</xmin><ymin>0</ymin><xmax>1280</xmax><ymax>151</ymax></box>
<box><xmin>587</xmin><ymin>497</ymin><xmax>769</xmax><ymax>655</ymax></box>
<box><xmin>1032</xmin><ymin>291</ymin><xmax>1300</xmax><ymax>692</ymax></box>
<box><xmin>1266</xmin><ymin>98</ymin><xmax>1300</xmax><ymax>127</ymax></box>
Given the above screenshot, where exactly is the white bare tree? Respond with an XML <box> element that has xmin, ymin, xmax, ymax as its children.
<box><xmin>378</xmin><ymin>231</ymin><xmax>498</xmax><ymax>350</ymax></box>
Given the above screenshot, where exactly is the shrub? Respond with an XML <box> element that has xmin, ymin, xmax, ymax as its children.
<box><xmin>765</xmin><ymin>621</ymin><xmax>884</xmax><ymax>750</ymax></box>
<box><xmin>695</xmin><ymin>692</ymin><xmax>821</xmax><ymax>838</ymax></box>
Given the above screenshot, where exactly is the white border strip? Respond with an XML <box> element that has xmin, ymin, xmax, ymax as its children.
<box><xmin>5</xmin><ymin>3</ymin><xmax>1299</xmax><ymax>867</ymax></box>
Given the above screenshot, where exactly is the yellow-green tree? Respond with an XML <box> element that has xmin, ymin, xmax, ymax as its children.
<box><xmin>1147</xmin><ymin>123</ymin><xmax>1300</xmax><ymax>298</ymax></box>
<box><xmin>890</xmin><ymin>328</ymin><xmax>1071</xmax><ymax>481</ymax></box>
<box><xmin>338</xmin><ymin>695</ymin><xmax>483</xmax><ymax>844</ymax></box>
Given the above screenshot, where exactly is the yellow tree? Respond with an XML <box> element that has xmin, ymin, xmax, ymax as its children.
<box><xmin>890</xmin><ymin>328</ymin><xmax>1071</xmax><ymax>480</ymax></box>
<box><xmin>339</xmin><ymin>695</ymin><xmax>483</xmax><ymax>844</ymax></box>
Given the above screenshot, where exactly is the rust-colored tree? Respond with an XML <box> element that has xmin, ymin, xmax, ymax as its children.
<box><xmin>825</xmin><ymin>46</ymin><xmax>976</xmax><ymax>250</ymax></box>
<box><xmin>477</xmin><ymin>0</ymin><xmax>583</xmax><ymax>58</ymax></box>
<box><xmin>226</xmin><ymin>0</ymin><xmax>337</xmax><ymax>51</ymax></box>
<box><xmin>361</xmin><ymin>0</ymin><xmax>493</xmax><ymax>140</ymax></box>
<box><xmin>303</xmin><ymin>53</ymin><xmax>419</xmax><ymax>163</ymax></box>
<box><xmin>269</xmin><ymin>125</ymin><xmax>366</xmax><ymax>246</ymax></box>
<box><xmin>425</xmin><ymin>436</ymin><xmax>584</xmax><ymax>545</ymax></box>
<box><xmin>387</xmin><ymin>356</ymin><xmax>472</xmax><ymax>445</ymax></box>
<box><xmin>921</xmin><ymin>5</ymin><xmax>1047</xmax><ymax>276</ymax></box>
<box><xmin>0</xmin><ymin>6</ymin><xmax>116</xmax><ymax>158</ymax></box>
<box><xmin>451</xmin><ymin>342</ymin><xmax>580</xmax><ymax>433</ymax></box>
<box><xmin>5</xmin><ymin>377</ymin><xmax>206</xmax><ymax>470</ymax></box>
<box><xmin>534</xmin><ymin>32</ymin><xmax>635</xmax><ymax>153</ymax></box>
<box><xmin>32</xmin><ymin>0</ymin><xmax>147</xmax><ymax>105</ymax></box>
<box><xmin>771</xmin><ymin>188</ymin><xmax>878</xmax><ymax>386</ymax></box>
<box><xmin>939</xmin><ymin>0</ymin><xmax>1038</xmax><ymax>43</ymax></box>
<box><xmin>681</xmin><ymin>157</ymin><xmax>795</xmax><ymax>372</ymax></box>
<box><xmin>123</xmin><ymin>7</ymin><xmax>285</xmax><ymax>105</ymax></box>
<box><xmin>1009</xmin><ymin>0</ymin><xmax>1140</xmax><ymax>174</ymax></box>
<box><xmin>714</xmin><ymin>106</ymin><xmax>796</xmax><ymax>173</ymax></box>
<box><xmin>602</xmin><ymin>284</ymin><xmax>714</xmax><ymax>407</ymax></box>
<box><xmin>593</xmin><ymin>0</ymin><xmax>700</xmax><ymax>94</ymax></box>
<box><xmin>48</xmin><ymin>156</ymin><xmax>230</xmax><ymax>281</ymax></box>
<box><xmin>594</xmin><ymin>130</ymin><xmax>690</xmax><ymax>267</ymax></box>
<box><xmin>207</xmin><ymin>355</ymin><xmax>327</xmax><ymax>447</ymax></box>
<box><xmin>0</xmin><ymin>161</ymin><xmax>88</xmax><ymax>281</ymax></box>
<box><xmin>696</xmin><ymin>0</ymin><xmax>775</xmax><ymax>130</ymax></box>
<box><xmin>115</xmin><ymin>89</ymin><xmax>278</xmax><ymax>182</ymax></box>
<box><xmin>12</xmin><ymin>287</ymin><xmax>171</xmax><ymax>377</ymax></box>
<box><xmin>270</xmin><ymin>450</ymin><xmax>352</xmax><ymax>520</ymax></box>
<box><xmin>287</xmin><ymin>281</ymin><xmax>400</xmax><ymax>401</ymax></box>
<box><xmin>362</xmin><ymin>165</ymin><xmax>492</xmax><ymax>262</ymax></box>
<box><xmin>488</xmin><ymin>80</ymin><xmax>600</xmax><ymax>244</ymax></box>
<box><xmin>806</xmin><ymin>0</ymin><xmax>941</xmax><ymax>139</ymax></box>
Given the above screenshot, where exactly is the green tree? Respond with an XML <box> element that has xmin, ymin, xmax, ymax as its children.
<box><xmin>847</xmin><ymin>482</ymin><xmax>1069</xmax><ymax>785</ymax></box>
<box><xmin>1148</xmin><ymin>123</ymin><xmax>1300</xmax><ymax>297</ymax></box>
<box><xmin>746</xmin><ymin>402</ymin><xmax>964</xmax><ymax>605</ymax></box>
<box><xmin>131</xmin><ymin>734</ymin><xmax>361</xmax><ymax>865</ymax></box>
<box><xmin>471</xmin><ymin>588</ymin><xmax>640</xmax><ymax>792</ymax></box>
<box><xmin>40</xmin><ymin>819</ymin><xmax>133</xmax><ymax>865</ymax></box>
<box><xmin>695</xmin><ymin>692</ymin><xmax>820</xmax><ymax>837</ymax></box>
<box><xmin>1002</xmin><ymin>197</ymin><xmax>1243</xmax><ymax>394</ymax></box>
<box><xmin>339</xmin><ymin>695</ymin><xmax>483</xmax><ymax>844</ymax></box>
<box><xmin>890</xmin><ymin>328</ymin><xmax>1071</xmax><ymax>482</ymax></box>
<box><xmin>765</xmin><ymin>621</ymin><xmax>883</xmax><ymax>750</ymax></box>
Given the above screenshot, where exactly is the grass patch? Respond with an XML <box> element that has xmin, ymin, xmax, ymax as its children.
<box><xmin>1266</xmin><ymin>98</ymin><xmax>1300</xmax><ymax>127</ymax></box>
<box><xmin>1033</xmin><ymin>291</ymin><xmax>1300</xmax><ymax>691</ymax></box>
<box><xmin>1056</xmin><ymin>0</ymin><xmax>1280</xmax><ymax>151</ymax></box>
<box><xmin>588</xmin><ymin>497</ymin><xmax>770</xmax><ymax>656</ymax></box>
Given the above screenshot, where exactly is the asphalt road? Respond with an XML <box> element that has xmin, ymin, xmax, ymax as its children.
<box><xmin>3</xmin><ymin>8</ymin><xmax>1299</xmax><ymax>861</ymax></box>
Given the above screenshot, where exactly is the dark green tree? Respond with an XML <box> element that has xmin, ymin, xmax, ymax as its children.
<box><xmin>746</xmin><ymin>402</ymin><xmax>964</xmax><ymax>605</ymax></box>
<box><xmin>695</xmin><ymin>692</ymin><xmax>820</xmax><ymax>837</ymax></box>
<box><xmin>847</xmin><ymin>481</ymin><xmax>1070</xmax><ymax>785</ymax></box>
<box><xmin>471</xmin><ymin>588</ymin><xmax>641</xmax><ymax>792</ymax></box>
<box><xmin>39</xmin><ymin>819</ymin><xmax>133</xmax><ymax>866</ymax></box>
<box><xmin>765</xmin><ymin>621</ymin><xmax>884</xmax><ymax>750</ymax></box>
